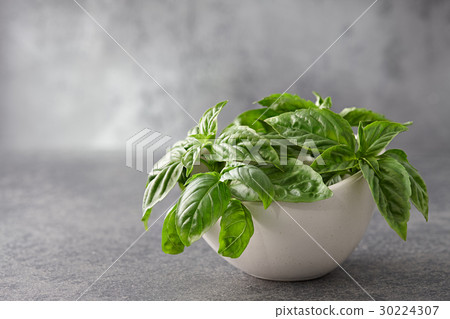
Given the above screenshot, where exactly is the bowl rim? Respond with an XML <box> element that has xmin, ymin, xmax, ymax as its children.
<box><xmin>328</xmin><ymin>170</ymin><xmax>363</xmax><ymax>191</ymax></box>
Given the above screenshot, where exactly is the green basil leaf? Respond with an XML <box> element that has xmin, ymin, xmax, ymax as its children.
<box><xmin>228</xmin><ymin>181</ymin><xmax>261</xmax><ymax>202</ymax></box>
<box><xmin>358</xmin><ymin>121</ymin><xmax>408</xmax><ymax>157</ymax></box>
<box><xmin>360</xmin><ymin>156</ymin><xmax>380</xmax><ymax>173</ymax></box>
<box><xmin>170</xmin><ymin>136</ymin><xmax>205</xmax><ymax>151</ymax></box>
<box><xmin>218</xmin><ymin>199</ymin><xmax>254</xmax><ymax>258</ymax></box>
<box><xmin>340</xmin><ymin>107</ymin><xmax>387</xmax><ymax>126</ymax></box>
<box><xmin>257</xmin><ymin>93</ymin><xmax>317</xmax><ymax>112</ymax></box>
<box><xmin>357</xmin><ymin>121</ymin><xmax>364</xmax><ymax>150</ymax></box>
<box><xmin>173</xmin><ymin>137</ymin><xmax>212</xmax><ymax>175</ymax></box>
<box><xmin>180</xmin><ymin>138</ymin><xmax>209</xmax><ymax>176</ymax></box>
<box><xmin>255</xmin><ymin>133</ymin><xmax>309</xmax><ymax>164</ymax></box>
<box><xmin>227</xmin><ymin>108</ymin><xmax>280</xmax><ymax>133</ymax></box>
<box><xmin>383</xmin><ymin>149</ymin><xmax>429</xmax><ymax>221</ymax></box>
<box><xmin>181</xmin><ymin>146</ymin><xmax>202</xmax><ymax>176</ymax></box>
<box><xmin>176</xmin><ymin>172</ymin><xmax>231</xmax><ymax>246</ymax></box>
<box><xmin>142</xmin><ymin>147</ymin><xmax>185</xmax><ymax>229</ymax></box>
<box><xmin>221</xmin><ymin>164</ymin><xmax>274</xmax><ymax>209</ymax></box>
<box><xmin>321</xmin><ymin>171</ymin><xmax>349</xmax><ymax>186</ymax></box>
<box><xmin>221</xmin><ymin>161</ymin><xmax>248</xmax><ymax>171</ymax></box>
<box><xmin>360</xmin><ymin>156</ymin><xmax>411</xmax><ymax>240</ymax></box>
<box><xmin>174</xmin><ymin>136</ymin><xmax>203</xmax><ymax>150</ymax></box>
<box><xmin>161</xmin><ymin>204</ymin><xmax>185</xmax><ymax>254</ymax></box>
<box><xmin>265</xmin><ymin>108</ymin><xmax>356</xmax><ymax>151</ymax></box>
<box><xmin>261</xmin><ymin>158</ymin><xmax>332</xmax><ymax>202</ymax></box>
<box><xmin>206</xmin><ymin>143</ymin><xmax>253</xmax><ymax>163</ymax></box>
<box><xmin>188</xmin><ymin>101</ymin><xmax>228</xmax><ymax>139</ymax></box>
<box><xmin>146</xmin><ymin>146</ymin><xmax>185</xmax><ymax>180</ymax></box>
<box><xmin>311</xmin><ymin>144</ymin><xmax>357</xmax><ymax>173</ymax></box>
<box><xmin>313</xmin><ymin>91</ymin><xmax>332</xmax><ymax>109</ymax></box>
<box><xmin>217</xmin><ymin>126</ymin><xmax>280</xmax><ymax>167</ymax></box>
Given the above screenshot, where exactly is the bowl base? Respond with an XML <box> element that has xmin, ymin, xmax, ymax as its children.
<box><xmin>242</xmin><ymin>269</ymin><xmax>332</xmax><ymax>282</ymax></box>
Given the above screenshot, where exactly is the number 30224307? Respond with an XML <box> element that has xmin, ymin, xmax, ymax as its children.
<box><xmin>379</xmin><ymin>305</ymin><xmax>439</xmax><ymax>316</ymax></box>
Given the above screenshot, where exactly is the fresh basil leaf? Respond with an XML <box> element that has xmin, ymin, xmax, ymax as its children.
<box><xmin>257</xmin><ymin>93</ymin><xmax>317</xmax><ymax>112</ymax></box>
<box><xmin>171</xmin><ymin>135</ymin><xmax>205</xmax><ymax>151</ymax></box>
<box><xmin>221</xmin><ymin>164</ymin><xmax>274</xmax><ymax>209</ymax></box>
<box><xmin>357</xmin><ymin>120</ymin><xmax>364</xmax><ymax>149</ymax></box>
<box><xmin>142</xmin><ymin>147</ymin><xmax>185</xmax><ymax>229</ymax></box>
<box><xmin>358</xmin><ymin>121</ymin><xmax>408</xmax><ymax>157</ymax></box>
<box><xmin>312</xmin><ymin>91</ymin><xmax>332</xmax><ymax>109</ymax></box>
<box><xmin>161</xmin><ymin>204</ymin><xmax>185</xmax><ymax>254</ymax></box>
<box><xmin>313</xmin><ymin>91</ymin><xmax>324</xmax><ymax>106</ymax></box>
<box><xmin>172</xmin><ymin>137</ymin><xmax>213</xmax><ymax>176</ymax></box>
<box><xmin>217</xmin><ymin>126</ymin><xmax>280</xmax><ymax>167</ymax></box>
<box><xmin>205</xmin><ymin>143</ymin><xmax>245</xmax><ymax>162</ymax></box>
<box><xmin>147</xmin><ymin>146</ymin><xmax>185</xmax><ymax>179</ymax></box>
<box><xmin>181</xmin><ymin>138</ymin><xmax>211</xmax><ymax>176</ymax></box>
<box><xmin>340</xmin><ymin>107</ymin><xmax>387</xmax><ymax>126</ymax></box>
<box><xmin>360</xmin><ymin>156</ymin><xmax>380</xmax><ymax>173</ymax></box>
<box><xmin>178</xmin><ymin>136</ymin><xmax>204</xmax><ymax>149</ymax></box>
<box><xmin>181</xmin><ymin>146</ymin><xmax>202</xmax><ymax>176</ymax></box>
<box><xmin>321</xmin><ymin>171</ymin><xmax>349</xmax><ymax>186</ymax></box>
<box><xmin>260</xmin><ymin>135</ymin><xmax>317</xmax><ymax>165</ymax></box>
<box><xmin>263</xmin><ymin>137</ymin><xmax>301</xmax><ymax>165</ymax></box>
<box><xmin>261</xmin><ymin>158</ymin><xmax>332</xmax><ymax>202</ymax></box>
<box><xmin>188</xmin><ymin>101</ymin><xmax>228</xmax><ymax>139</ymax></box>
<box><xmin>218</xmin><ymin>199</ymin><xmax>254</xmax><ymax>258</ymax></box>
<box><xmin>265</xmin><ymin>108</ymin><xmax>356</xmax><ymax>151</ymax></box>
<box><xmin>228</xmin><ymin>108</ymin><xmax>280</xmax><ymax>133</ymax></box>
<box><xmin>323</xmin><ymin>97</ymin><xmax>332</xmax><ymax>108</ymax></box>
<box><xmin>221</xmin><ymin>161</ymin><xmax>248</xmax><ymax>171</ymax></box>
<box><xmin>178</xmin><ymin>167</ymin><xmax>189</xmax><ymax>190</ymax></box>
<box><xmin>311</xmin><ymin>144</ymin><xmax>357</xmax><ymax>173</ymax></box>
<box><xmin>176</xmin><ymin>172</ymin><xmax>231</xmax><ymax>246</ymax></box>
<box><xmin>228</xmin><ymin>181</ymin><xmax>260</xmax><ymax>202</ymax></box>
<box><xmin>360</xmin><ymin>156</ymin><xmax>411</xmax><ymax>240</ymax></box>
<box><xmin>170</xmin><ymin>139</ymin><xmax>189</xmax><ymax>151</ymax></box>
<box><xmin>383</xmin><ymin>149</ymin><xmax>429</xmax><ymax>221</ymax></box>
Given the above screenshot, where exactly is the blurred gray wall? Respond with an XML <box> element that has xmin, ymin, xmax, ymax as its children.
<box><xmin>1</xmin><ymin>0</ymin><xmax>449</xmax><ymax>154</ymax></box>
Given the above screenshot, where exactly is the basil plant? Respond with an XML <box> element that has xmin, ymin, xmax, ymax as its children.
<box><xmin>142</xmin><ymin>92</ymin><xmax>428</xmax><ymax>258</ymax></box>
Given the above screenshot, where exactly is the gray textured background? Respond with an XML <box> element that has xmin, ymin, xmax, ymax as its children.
<box><xmin>1</xmin><ymin>0</ymin><xmax>450</xmax><ymax>152</ymax></box>
<box><xmin>1</xmin><ymin>0</ymin><xmax>449</xmax><ymax>301</ymax></box>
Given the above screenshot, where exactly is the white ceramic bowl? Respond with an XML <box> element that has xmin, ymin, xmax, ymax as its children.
<box><xmin>202</xmin><ymin>171</ymin><xmax>375</xmax><ymax>281</ymax></box>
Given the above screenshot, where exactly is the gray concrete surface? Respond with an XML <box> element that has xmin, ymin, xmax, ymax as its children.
<box><xmin>0</xmin><ymin>151</ymin><xmax>448</xmax><ymax>300</ymax></box>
